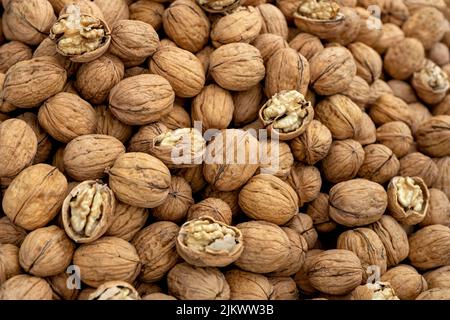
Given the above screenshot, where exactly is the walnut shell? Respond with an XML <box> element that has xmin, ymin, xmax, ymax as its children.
<box><xmin>329</xmin><ymin>179</ymin><xmax>388</xmax><ymax>227</ymax></box>
<box><xmin>95</xmin><ymin>105</ymin><xmax>132</xmax><ymax>144</ymax></box>
<box><xmin>379</xmin><ymin>265</ymin><xmax>427</xmax><ymax>300</ymax></box>
<box><xmin>322</xmin><ymin>139</ymin><xmax>365</xmax><ymax>183</ymax></box>
<box><xmin>38</xmin><ymin>93</ymin><xmax>97</xmax><ymax>143</ymax></box>
<box><xmin>428</xmin><ymin>42</ymin><xmax>450</xmax><ymax>67</ymax></box>
<box><xmin>167</xmin><ymin>262</ymin><xmax>230</xmax><ymax>300</ymax></box>
<box><xmin>0</xmin><ymin>217</ymin><xmax>26</xmax><ymax>246</ymax></box>
<box><xmin>160</xmin><ymin>103</ymin><xmax>191</xmax><ymax>130</ymax></box>
<box><xmin>268</xmin><ymin>276</ymin><xmax>299</xmax><ymax>300</ymax></box>
<box><xmin>142</xmin><ymin>293</ymin><xmax>176</xmax><ymax>300</ymax></box>
<box><xmin>348</xmin><ymin>42</ymin><xmax>382</xmax><ymax>84</ymax></box>
<box><xmin>149</xmin><ymin>46</ymin><xmax>205</xmax><ymax>98</ymax></box>
<box><xmin>384</xmin><ymin>37</ymin><xmax>425</xmax><ymax>80</ymax></box>
<box><xmin>127</xmin><ymin>122</ymin><xmax>168</xmax><ymax>154</ymax></box>
<box><xmin>286</xmin><ymin>163</ymin><xmax>321</xmax><ymax>206</ymax></box>
<box><xmin>0</xmin><ymin>244</ymin><xmax>20</xmax><ymax>285</ymax></box>
<box><xmin>88</xmin><ymin>281</ymin><xmax>140</xmax><ymax>300</ymax></box>
<box><xmin>293</xmin><ymin>248</ymin><xmax>323</xmax><ymax>295</ymax></box>
<box><xmin>187</xmin><ymin>198</ymin><xmax>232</xmax><ymax>225</ymax></box>
<box><xmin>416</xmin><ymin>115</ymin><xmax>450</xmax><ymax>158</ymax></box>
<box><xmin>369</xmin><ymin>94</ymin><xmax>412</xmax><ymax>127</ymax></box>
<box><xmin>92</xmin><ymin>0</ymin><xmax>129</xmax><ymax>26</ymax></box>
<box><xmin>370</xmin><ymin>79</ymin><xmax>394</xmax><ymax>102</ymax></box>
<box><xmin>73</xmin><ymin>236</ymin><xmax>141</xmax><ymax>287</ymax></box>
<box><xmin>152</xmin><ymin>176</ymin><xmax>193</xmax><ymax>222</ymax></box>
<box><xmin>47</xmin><ymin>272</ymin><xmax>79</xmax><ymax>300</ymax></box>
<box><xmin>307</xmin><ymin>249</ymin><xmax>363</xmax><ymax>295</ymax></box>
<box><xmin>176</xmin><ymin>165</ymin><xmax>207</xmax><ymax>194</ymax></box>
<box><xmin>0</xmin><ymin>274</ymin><xmax>53</xmax><ymax>300</ymax></box>
<box><xmin>306</xmin><ymin>193</ymin><xmax>337</xmax><ymax>233</ymax></box>
<box><xmin>209</xmin><ymin>43</ymin><xmax>265</xmax><ymax>92</ymax></box>
<box><xmin>235</xmin><ymin>220</ymin><xmax>291</xmax><ymax>274</ymax></box>
<box><xmin>376</xmin><ymin>121</ymin><xmax>414</xmax><ymax>158</ymax></box>
<box><xmin>232</xmin><ymin>84</ymin><xmax>263</xmax><ymax>127</ymax></box>
<box><xmin>63</xmin><ymin>134</ymin><xmax>125</xmax><ymax>181</ymax></box>
<box><xmin>132</xmin><ymin>221</ymin><xmax>179</xmax><ymax>282</ymax></box>
<box><xmin>387</xmin><ymin>80</ymin><xmax>417</xmax><ymax>104</ymax></box>
<box><xmin>424</xmin><ymin>266</ymin><xmax>450</xmax><ymax>289</ymax></box>
<box><xmin>342</xmin><ymin>76</ymin><xmax>373</xmax><ymax>109</ymax></box>
<box><xmin>105</xmin><ymin>202</ymin><xmax>148</xmax><ymax>241</ymax></box>
<box><xmin>412</xmin><ymin>60</ymin><xmax>449</xmax><ymax>104</ymax></box>
<box><xmin>433</xmin><ymin>156</ymin><xmax>450</xmax><ymax>199</ymax></box>
<box><xmin>19</xmin><ymin>225</ymin><xmax>74</xmax><ymax>277</ymax></box>
<box><xmin>0</xmin><ymin>119</ymin><xmax>37</xmax><ymax>178</ymax></box>
<box><xmin>129</xmin><ymin>0</ymin><xmax>164</xmax><ymax>31</ymax></box>
<box><xmin>285</xmin><ymin>213</ymin><xmax>318</xmax><ymax>249</ymax></box>
<box><xmin>253</xmin><ymin>34</ymin><xmax>289</xmax><ymax>66</ymax></box>
<box><xmin>225</xmin><ymin>269</ymin><xmax>273</xmax><ymax>300</ymax></box>
<box><xmin>202</xmin><ymin>186</ymin><xmax>240</xmax><ymax>216</ymax></box>
<box><xmin>239</xmin><ymin>174</ymin><xmax>299</xmax><ymax>225</ymax></box>
<box><xmin>109</xmin><ymin>74</ymin><xmax>175</xmax><ymax>125</ymax></box>
<box><xmin>354</xmin><ymin>7</ymin><xmax>383</xmax><ymax>46</ymax></box>
<box><xmin>408</xmin><ymin>102</ymin><xmax>433</xmax><ymax>134</ymax></box>
<box><xmin>373</xmin><ymin>23</ymin><xmax>405</xmax><ymax>54</ymax></box>
<box><xmin>2</xmin><ymin>164</ymin><xmax>67</xmax><ymax>231</ymax></box>
<box><xmin>289</xmin><ymin>32</ymin><xmax>324</xmax><ymax>60</ymax></box>
<box><xmin>419</xmin><ymin>188</ymin><xmax>450</xmax><ymax>227</ymax></box>
<box><xmin>257</xmin><ymin>3</ymin><xmax>288</xmax><ymax>39</ymax></box>
<box><xmin>416</xmin><ymin>288</ymin><xmax>450</xmax><ymax>300</ymax></box>
<box><xmin>108</xmin><ymin>152</ymin><xmax>171</xmax><ymax>208</ymax></box>
<box><xmin>0</xmin><ymin>41</ymin><xmax>32</xmax><ymax>74</ymax></box>
<box><xmin>357</xmin><ymin>144</ymin><xmax>400</xmax><ymax>184</ymax></box>
<box><xmin>258</xmin><ymin>140</ymin><xmax>294</xmax><ymax>179</ymax></box>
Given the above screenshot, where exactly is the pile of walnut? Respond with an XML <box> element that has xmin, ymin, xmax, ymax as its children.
<box><xmin>0</xmin><ymin>0</ymin><xmax>450</xmax><ymax>301</ymax></box>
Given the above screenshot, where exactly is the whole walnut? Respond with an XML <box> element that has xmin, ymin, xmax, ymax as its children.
<box><xmin>348</xmin><ymin>42</ymin><xmax>382</xmax><ymax>84</ymax></box>
<box><xmin>384</xmin><ymin>38</ymin><xmax>425</xmax><ymax>80</ymax></box>
<box><xmin>354</xmin><ymin>7</ymin><xmax>383</xmax><ymax>47</ymax></box>
<box><xmin>268</xmin><ymin>277</ymin><xmax>299</xmax><ymax>300</ymax></box>
<box><xmin>75</xmin><ymin>54</ymin><xmax>124</xmax><ymax>105</ymax></box>
<box><xmin>286</xmin><ymin>163</ymin><xmax>321</xmax><ymax>206</ymax></box>
<box><xmin>0</xmin><ymin>274</ymin><xmax>53</xmax><ymax>300</ymax></box>
<box><xmin>177</xmin><ymin>165</ymin><xmax>207</xmax><ymax>194</ymax></box>
<box><xmin>73</xmin><ymin>236</ymin><xmax>141</xmax><ymax>287</ymax></box>
<box><xmin>106</xmin><ymin>202</ymin><xmax>149</xmax><ymax>241</ymax></box>
<box><xmin>265</xmin><ymin>48</ymin><xmax>310</xmax><ymax>98</ymax></box>
<box><xmin>322</xmin><ymin>139</ymin><xmax>365</xmax><ymax>183</ymax></box>
<box><xmin>0</xmin><ymin>41</ymin><xmax>32</xmax><ymax>73</ymax></box>
<box><xmin>258</xmin><ymin>140</ymin><xmax>294</xmax><ymax>179</ymax></box>
<box><xmin>0</xmin><ymin>217</ymin><xmax>27</xmax><ymax>246</ymax></box>
<box><xmin>239</xmin><ymin>174</ymin><xmax>298</xmax><ymax>225</ymax></box>
<box><xmin>342</xmin><ymin>76</ymin><xmax>373</xmax><ymax>109</ymax></box>
<box><xmin>434</xmin><ymin>95</ymin><xmax>450</xmax><ymax>116</ymax></box>
<box><xmin>387</xmin><ymin>80</ymin><xmax>417</xmax><ymax>104</ymax></box>
<box><xmin>63</xmin><ymin>134</ymin><xmax>125</xmax><ymax>181</ymax></box>
<box><xmin>337</xmin><ymin>228</ymin><xmax>388</xmax><ymax>280</ymax></box>
<box><xmin>419</xmin><ymin>188</ymin><xmax>450</xmax><ymax>227</ymax></box>
<box><xmin>294</xmin><ymin>249</ymin><xmax>323</xmax><ymax>295</ymax></box>
<box><xmin>2</xmin><ymin>164</ymin><xmax>67</xmax><ymax>231</ymax></box>
<box><xmin>211</xmin><ymin>6</ymin><xmax>262</xmax><ymax>48</ymax></box>
<box><xmin>128</xmin><ymin>122</ymin><xmax>168</xmax><ymax>154</ymax></box>
<box><xmin>424</xmin><ymin>266</ymin><xmax>450</xmax><ymax>289</ymax></box>
<box><xmin>0</xmin><ymin>119</ymin><xmax>37</xmax><ymax>178</ymax></box>
<box><xmin>187</xmin><ymin>198</ymin><xmax>233</xmax><ymax>225</ymax></box>
<box><xmin>92</xmin><ymin>0</ymin><xmax>129</xmax><ymax>27</ymax></box>
<box><xmin>152</xmin><ymin>176</ymin><xmax>194</xmax><ymax>222</ymax></box>
<box><xmin>289</xmin><ymin>33</ymin><xmax>324</xmax><ymax>61</ymax></box>
<box><xmin>109</xmin><ymin>74</ymin><xmax>175</xmax><ymax>125</ymax></box>
<box><xmin>160</xmin><ymin>103</ymin><xmax>191</xmax><ymax>130</ymax></box>
<box><xmin>2</xmin><ymin>0</ymin><xmax>56</xmax><ymax>46</ymax></box>
<box><xmin>257</xmin><ymin>4</ymin><xmax>289</xmax><ymax>39</ymax></box>
<box><xmin>202</xmin><ymin>186</ymin><xmax>240</xmax><ymax>216</ymax></box>
<box><xmin>416</xmin><ymin>115</ymin><xmax>450</xmax><ymax>158</ymax></box>
<box><xmin>3</xmin><ymin>57</ymin><xmax>66</xmax><ymax>108</ymax></box>
<box><xmin>315</xmin><ymin>94</ymin><xmax>363</xmax><ymax>140</ymax></box>
<box><xmin>0</xmin><ymin>244</ymin><xmax>20</xmax><ymax>285</ymax></box>
<box><xmin>19</xmin><ymin>226</ymin><xmax>74</xmax><ymax>277</ymax></box>
<box><xmin>129</xmin><ymin>0</ymin><xmax>164</xmax><ymax>31</ymax></box>
<box><xmin>376</xmin><ymin>121</ymin><xmax>414</xmax><ymax>158</ymax></box>
<box><xmin>289</xmin><ymin>120</ymin><xmax>332</xmax><ymax>165</ymax></box>
<box><xmin>428</xmin><ymin>42</ymin><xmax>450</xmax><ymax>67</ymax></box>
<box><xmin>308</xmin><ymin>46</ymin><xmax>356</xmax><ymax>96</ymax></box>
<box><xmin>285</xmin><ymin>213</ymin><xmax>318</xmax><ymax>249</ymax></box>
<box><xmin>149</xmin><ymin>46</ymin><xmax>205</xmax><ymax>98</ymax></box>
<box><xmin>433</xmin><ymin>156</ymin><xmax>450</xmax><ymax>199</ymax></box>
<box><xmin>225</xmin><ymin>269</ymin><xmax>273</xmax><ymax>300</ymax></box>
<box><xmin>408</xmin><ymin>102</ymin><xmax>433</xmax><ymax>135</ymax></box>
<box><xmin>416</xmin><ymin>288</ymin><xmax>450</xmax><ymax>300</ymax></box>
<box><xmin>382</xmin><ymin>0</ymin><xmax>409</xmax><ymax>26</ymax></box>
<box><xmin>373</xmin><ymin>23</ymin><xmax>405</xmax><ymax>54</ymax></box>
<box><xmin>235</xmin><ymin>221</ymin><xmax>291</xmax><ymax>274</ymax></box>
<box><xmin>209</xmin><ymin>43</ymin><xmax>265</xmax><ymax>91</ymax></box>
<box><xmin>96</xmin><ymin>105</ymin><xmax>133</xmax><ymax>144</ymax></box>
<box><xmin>191</xmin><ymin>84</ymin><xmax>234</xmax><ymax>131</ymax></box>
<box><xmin>329</xmin><ymin>179</ymin><xmax>387</xmax><ymax>227</ymax></box>
<box><xmin>409</xmin><ymin>224</ymin><xmax>450</xmax><ymax>270</ymax></box>
<box><xmin>369</xmin><ymin>94</ymin><xmax>412</xmax><ymax>128</ymax></box>
<box><xmin>306</xmin><ymin>193</ymin><xmax>337</xmax><ymax>233</ymax></box>
<box><xmin>38</xmin><ymin>93</ymin><xmax>97</xmax><ymax>143</ymax></box>
<box><xmin>203</xmin><ymin>129</ymin><xmax>259</xmax><ymax>192</ymax></box>
<box><xmin>307</xmin><ymin>249</ymin><xmax>363</xmax><ymax>295</ymax></box>
<box><xmin>132</xmin><ymin>221</ymin><xmax>179</xmax><ymax>283</ymax></box>
<box><xmin>167</xmin><ymin>263</ymin><xmax>230</xmax><ymax>300</ymax></box>
<box><xmin>232</xmin><ymin>84</ymin><xmax>263</xmax><ymax>127</ymax></box>
<box><xmin>399</xmin><ymin>153</ymin><xmax>438</xmax><ymax>188</ymax></box>
<box><xmin>108</xmin><ymin>152</ymin><xmax>171</xmax><ymax>208</ymax></box>
<box><xmin>357</xmin><ymin>144</ymin><xmax>400</xmax><ymax>184</ymax></box>
<box><xmin>381</xmin><ymin>265</ymin><xmax>428</xmax><ymax>300</ymax></box>
<box><xmin>370</xmin><ymin>79</ymin><xmax>394</xmax><ymax>102</ymax></box>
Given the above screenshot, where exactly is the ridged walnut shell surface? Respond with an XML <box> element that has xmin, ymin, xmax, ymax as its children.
<box><xmin>415</xmin><ymin>115</ymin><xmax>450</xmax><ymax>158</ymax></box>
<box><xmin>106</xmin><ymin>202</ymin><xmax>149</xmax><ymax>241</ymax></box>
<box><xmin>225</xmin><ymin>269</ymin><xmax>273</xmax><ymax>300</ymax></box>
<box><xmin>0</xmin><ymin>274</ymin><xmax>53</xmax><ymax>300</ymax></box>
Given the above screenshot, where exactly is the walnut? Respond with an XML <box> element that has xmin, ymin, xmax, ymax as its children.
<box><xmin>369</xmin><ymin>94</ymin><xmax>412</xmax><ymax>127</ymax></box>
<box><xmin>109</xmin><ymin>74</ymin><xmax>175</xmax><ymax>125</ymax></box>
<box><xmin>326</xmin><ymin>7</ymin><xmax>361</xmax><ymax>45</ymax></box>
<box><xmin>128</xmin><ymin>122</ymin><xmax>168</xmax><ymax>154</ymax></box>
<box><xmin>235</xmin><ymin>221</ymin><xmax>291</xmax><ymax>274</ymax></box>
<box><xmin>211</xmin><ymin>6</ymin><xmax>262</xmax><ymax>48</ymax></box>
<box><xmin>192</xmin><ymin>84</ymin><xmax>234</xmax><ymax>131</ymax></box>
<box><xmin>381</xmin><ymin>265</ymin><xmax>428</xmax><ymax>300</ymax></box>
<box><xmin>132</xmin><ymin>221</ymin><xmax>179</xmax><ymax>283</ymax></box>
<box><xmin>376</xmin><ymin>121</ymin><xmax>414</xmax><ymax>159</ymax></box>
<box><xmin>387</xmin><ymin>80</ymin><xmax>417</xmax><ymax>104</ymax></box>
<box><xmin>239</xmin><ymin>174</ymin><xmax>299</xmax><ymax>225</ymax></box>
<box><xmin>412</xmin><ymin>60</ymin><xmax>449</xmax><ymax>104</ymax></box>
<box><xmin>73</xmin><ymin>236</ymin><xmax>141</xmax><ymax>287</ymax></box>
<box><xmin>294</xmin><ymin>249</ymin><xmax>323</xmax><ymax>295</ymax></box>
<box><xmin>384</xmin><ymin>37</ymin><xmax>425</xmax><ymax>80</ymax></box>
<box><xmin>62</xmin><ymin>180</ymin><xmax>115</xmax><ymax>243</ymax></box>
<box><xmin>257</xmin><ymin>140</ymin><xmax>294</xmax><ymax>179</ymax></box>
<box><xmin>409</xmin><ymin>224</ymin><xmax>450</xmax><ymax>270</ymax></box>
<box><xmin>2</xmin><ymin>164</ymin><xmax>67</xmax><ymax>230</ymax></box>
<box><xmin>89</xmin><ymin>281</ymin><xmax>140</xmax><ymax>300</ymax></box>
<box><xmin>357</xmin><ymin>144</ymin><xmax>400</xmax><ymax>184</ymax></box>
<box><xmin>50</xmin><ymin>7</ymin><xmax>111</xmax><ymax>63</ymax></box>
<box><xmin>177</xmin><ymin>165</ymin><xmax>207</xmax><ymax>194</ymax></box>
<box><xmin>232</xmin><ymin>84</ymin><xmax>263</xmax><ymax>127</ymax></box>
<box><xmin>289</xmin><ymin>32</ymin><xmax>324</xmax><ymax>60</ymax></box>
<box><xmin>195</xmin><ymin>45</ymin><xmax>214</xmax><ymax>74</ymax></box>
<box><xmin>434</xmin><ymin>95</ymin><xmax>450</xmax><ymax>116</ymax></box>
<box><xmin>416</xmin><ymin>115</ymin><xmax>450</xmax><ymax>158</ymax></box>
<box><xmin>354</xmin><ymin>7</ymin><xmax>383</xmax><ymax>47</ymax></box>
<box><xmin>286</xmin><ymin>163</ymin><xmax>321</xmax><ymax>206</ymax></box>
<box><xmin>0</xmin><ymin>119</ymin><xmax>37</xmax><ymax>178</ymax></box>
<box><xmin>202</xmin><ymin>186</ymin><xmax>240</xmax><ymax>216</ymax></box>
<box><xmin>424</xmin><ymin>266</ymin><xmax>450</xmax><ymax>289</ymax></box>
<box><xmin>269</xmin><ymin>227</ymin><xmax>307</xmax><ymax>276</ymax></box>
<box><xmin>342</xmin><ymin>76</ymin><xmax>373</xmax><ymax>109</ymax></box>
<box><xmin>0</xmin><ymin>41</ymin><xmax>32</xmax><ymax>73</ymax></box>
<box><xmin>95</xmin><ymin>105</ymin><xmax>132</xmax><ymax>144</ymax></box>
<box><xmin>160</xmin><ymin>103</ymin><xmax>191</xmax><ymax>130</ymax></box>
<box><xmin>408</xmin><ymin>102</ymin><xmax>433</xmax><ymax>134</ymax></box>
<box><xmin>47</xmin><ymin>272</ymin><xmax>79</xmax><ymax>300</ymax></box>
<box><xmin>348</xmin><ymin>42</ymin><xmax>382</xmax><ymax>84</ymax></box>
<box><xmin>225</xmin><ymin>269</ymin><xmax>273</xmax><ymax>300</ymax></box>
<box><xmin>268</xmin><ymin>277</ymin><xmax>299</xmax><ymax>300</ymax></box>
<box><xmin>315</xmin><ymin>94</ymin><xmax>363</xmax><ymax>140</ymax></box>
<box><xmin>382</xmin><ymin>0</ymin><xmax>409</xmax><ymax>26</ymax></box>
<box><xmin>285</xmin><ymin>213</ymin><xmax>318</xmax><ymax>249</ymax></box>
<box><xmin>167</xmin><ymin>263</ymin><xmax>230</xmax><ymax>300</ymax></box>
<box><xmin>196</xmin><ymin>0</ymin><xmax>241</xmax><ymax>13</ymax></box>
<box><xmin>3</xmin><ymin>56</ymin><xmax>66</xmax><ymax>108</ymax></box>
<box><xmin>107</xmin><ymin>152</ymin><xmax>171</xmax><ymax>208</ymax></box>
<box><xmin>306</xmin><ymin>193</ymin><xmax>337</xmax><ymax>233</ymax></box>
<box><xmin>264</xmin><ymin>48</ymin><xmax>310</xmax><ymax>99</ymax></box>
<box><xmin>370</xmin><ymin>79</ymin><xmax>394</xmax><ymax>102</ymax></box>
<box><xmin>0</xmin><ymin>244</ymin><xmax>20</xmax><ymax>285</ymax></box>
<box><xmin>106</xmin><ymin>202</ymin><xmax>148</xmax><ymax>241</ymax></box>
<box><xmin>209</xmin><ymin>43</ymin><xmax>265</xmax><ymax>91</ymax></box>
<box><xmin>433</xmin><ymin>156</ymin><xmax>450</xmax><ymax>199</ymax></box>
<box><xmin>419</xmin><ymin>188</ymin><xmax>450</xmax><ymax>227</ymax></box>
<box><xmin>149</xmin><ymin>46</ymin><xmax>205</xmax><ymax>98</ymax></box>
<box><xmin>373</xmin><ymin>23</ymin><xmax>405</xmax><ymax>54</ymax></box>
<box><xmin>351</xmin><ymin>282</ymin><xmax>399</xmax><ymax>300</ymax></box>
<box><xmin>322</xmin><ymin>139</ymin><xmax>365</xmax><ymax>183</ymax></box>
<box><xmin>257</xmin><ymin>4</ymin><xmax>289</xmax><ymax>40</ymax></box>
<box><xmin>428</xmin><ymin>42</ymin><xmax>450</xmax><ymax>67</ymax></box>
<box><xmin>129</xmin><ymin>0</ymin><xmax>164</xmax><ymax>31</ymax></box>
<box><xmin>307</xmin><ymin>249</ymin><xmax>363</xmax><ymax>295</ymax></box>
<box><xmin>416</xmin><ymin>288</ymin><xmax>450</xmax><ymax>300</ymax></box>
<box><xmin>187</xmin><ymin>198</ymin><xmax>233</xmax><ymax>225</ymax></box>
<box><xmin>0</xmin><ymin>275</ymin><xmax>53</xmax><ymax>300</ymax></box>
<box><xmin>308</xmin><ymin>46</ymin><xmax>356</xmax><ymax>95</ymax></box>
<box><xmin>18</xmin><ymin>225</ymin><xmax>74</xmax><ymax>277</ymax></box>
<box><xmin>152</xmin><ymin>176</ymin><xmax>194</xmax><ymax>222</ymax></box>
<box><xmin>0</xmin><ymin>217</ymin><xmax>27</xmax><ymax>247</ymax></box>
<box><xmin>91</xmin><ymin>0</ymin><xmax>129</xmax><ymax>27</ymax></box>
<box><xmin>329</xmin><ymin>179</ymin><xmax>388</xmax><ymax>227</ymax></box>
<box><xmin>143</xmin><ymin>293</ymin><xmax>177</xmax><ymax>300</ymax></box>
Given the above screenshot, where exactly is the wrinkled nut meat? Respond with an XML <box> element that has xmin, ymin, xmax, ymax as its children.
<box><xmin>62</xmin><ymin>180</ymin><xmax>115</xmax><ymax>243</ymax></box>
<box><xmin>176</xmin><ymin>217</ymin><xmax>243</xmax><ymax>267</ymax></box>
<box><xmin>259</xmin><ymin>90</ymin><xmax>314</xmax><ymax>140</ymax></box>
<box><xmin>352</xmin><ymin>282</ymin><xmax>399</xmax><ymax>300</ymax></box>
<box><xmin>196</xmin><ymin>0</ymin><xmax>241</xmax><ymax>13</ymax></box>
<box><xmin>88</xmin><ymin>281</ymin><xmax>140</xmax><ymax>300</ymax></box>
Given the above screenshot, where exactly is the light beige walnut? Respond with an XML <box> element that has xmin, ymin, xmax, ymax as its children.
<box><xmin>106</xmin><ymin>202</ymin><xmax>148</xmax><ymax>241</ymax></box>
<box><xmin>89</xmin><ymin>281</ymin><xmax>140</xmax><ymax>300</ymax></box>
<box><xmin>0</xmin><ymin>41</ymin><xmax>32</xmax><ymax>73</ymax></box>
<box><xmin>381</xmin><ymin>265</ymin><xmax>428</xmax><ymax>300</ymax></box>
<box><xmin>225</xmin><ymin>269</ymin><xmax>273</xmax><ymax>300</ymax></box>
<box><xmin>187</xmin><ymin>198</ymin><xmax>233</xmax><ymax>225</ymax></box>
<box><xmin>96</xmin><ymin>105</ymin><xmax>132</xmax><ymax>144</ymax></box>
<box><xmin>351</xmin><ymin>282</ymin><xmax>399</xmax><ymax>300</ymax></box>
<box><xmin>129</xmin><ymin>0</ymin><xmax>164</xmax><ymax>31</ymax></box>
<box><xmin>0</xmin><ymin>275</ymin><xmax>53</xmax><ymax>300</ymax></box>
<box><xmin>0</xmin><ymin>244</ymin><xmax>20</xmax><ymax>285</ymax></box>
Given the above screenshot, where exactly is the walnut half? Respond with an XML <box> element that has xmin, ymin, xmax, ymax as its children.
<box><xmin>297</xmin><ymin>0</ymin><xmax>340</xmax><ymax>20</ymax></box>
<box><xmin>352</xmin><ymin>282</ymin><xmax>399</xmax><ymax>300</ymax></box>
<box><xmin>196</xmin><ymin>0</ymin><xmax>241</xmax><ymax>13</ymax></box>
<box><xmin>88</xmin><ymin>281</ymin><xmax>140</xmax><ymax>300</ymax></box>
<box><xmin>176</xmin><ymin>217</ymin><xmax>244</xmax><ymax>267</ymax></box>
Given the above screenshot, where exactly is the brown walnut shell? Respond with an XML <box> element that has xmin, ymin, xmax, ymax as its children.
<box><xmin>96</xmin><ymin>105</ymin><xmax>132</xmax><ymax>144</ymax></box>
<box><xmin>384</xmin><ymin>37</ymin><xmax>425</xmax><ymax>80</ymax></box>
<box><xmin>225</xmin><ymin>269</ymin><xmax>273</xmax><ymax>300</ymax></box>
<box><xmin>0</xmin><ymin>274</ymin><xmax>53</xmax><ymax>300</ymax></box>
<box><xmin>289</xmin><ymin>32</ymin><xmax>324</xmax><ymax>60</ymax></box>
<box><xmin>285</xmin><ymin>213</ymin><xmax>318</xmax><ymax>249</ymax></box>
<box><xmin>419</xmin><ymin>188</ymin><xmax>450</xmax><ymax>227</ymax></box>
<box><xmin>369</xmin><ymin>94</ymin><xmax>412</xmax><ymax>128</ymax></box>
<box><xmin>286</xmin><ymin>163</ymin><xmax>321</xmax><ymax>206</ymax></box>
<box><xmin>233</xmin><ymin>84</ymin><xmax>263</xmax><ymax>127</ymax></box>
<box><xmin>424</xmin><ymin>266</ymin><xmax>450</xmax><ymax>290</ymax></box>
<box><xmin>348</xmin><ymin>42</ymin><xmax>382</xmax><ymax>84</ymax></box>
<box><xmin>376</xmin><ymin>121</ymin><xmax>414</xmax><ymax>158</ymax></box>
<box><xmin>381</xmin><ymin>264</ymin><xmax>428</xmax><ymax>300</ymax></box>
<box><xmin>187</xmin><ymin>198</ymin><xmax>233</xmax><ymax>225</ymax></box>
<box><xmin>106</xmin><ymin>202</ymin><xmax>149</xmax><ymax>241</ymax></box>
<box><xmin>88</xmin><ymin>281</ymin><xmax>140</xmax><ymax>300</ymax></box>
<box><xmin>415</xmin><ymin>115</ymin><xmax>450</xmax><ymax>158</ymax></box>
<box><xmin>268</xmin><ymin>277</ymin><xmax>299</xmax><ymax>300</ymax></box>
<box><xmin>0</xmin><ymin>41</ymin><xmax>32</xmax><ymax>74</ymax></box>
<box><xmin>416</xmin><ymin>288</ymin><xmax>450</xmax><ymax>300</ymax></box>
<box><xmin>257</xmin><ymin>4</ymin><xmax>289</xmax><ymax>39</ymax></box>
<box><xmin>0</xmin><ymin>217</ymin><xmax>27</xmax><ymax>247</ymax></box>
<box><xmin>129</xmin><ymin>0</ymin><xmax>164</xmax><ymax>31</ymax></box>
<box><xmin>357</xmin><ymin>144</ymin><xmax>400</xmax><ymax>184</ymax></box>
<box><xmin>0</xmin><ymin>244</ymin><xmax>20</xmax><ymax>285</ymax></box>
<box><xmin>306</xmin><ymin>193</ymin><xmax>337</xmax><ymax>233</ymax></box>
<box><xmin>433</xmin><ymin>156</ymin><xmax>450</xmax><ymax>199</ymax></box>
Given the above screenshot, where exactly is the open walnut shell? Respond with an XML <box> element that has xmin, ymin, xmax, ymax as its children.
<box><xmin>293</xmin><ymin>0</ymin><xmax>345</xmax><ymax>40</ymax></box>
<box><xmin>49</xmin><ymin>7</ymin><xmax>111</xmax><ymax>63</ymax></box>
<box><xmin>412</xmin><ymin>60</ymin><xmax>450</xmax><ymax>105</ymax></box>
<box><xmin>387</xmin><ymin>176</ymin><xmax>429</xmax><ymax>226</ymax></box>
<box><xmin>62</xmin><ymin>180</ymin><xmax>116</xmax><ymax>243</ymax></box>
<box><xmin>196</xmin><ymin>0</ymin><xmax>241</xmax><ymax>13</ymax></box>
<box><xmin>259</xmin><ymin>90</ymin><xmax>314</xmax><ymax>140</ymax></box>
<box><xmin>176</xmin><ymin>216</ymin><xmax>244</xmax><ymax>267</ymax></box>
<box><xmin>351</xmin><ymin>282</ymin><xmax>399</xmax><ymax>300</ymax></box>
<box><xmin>88</xmin><ymin>281</ymin><xmax>140</xmax><ymax>300</ymax></box>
